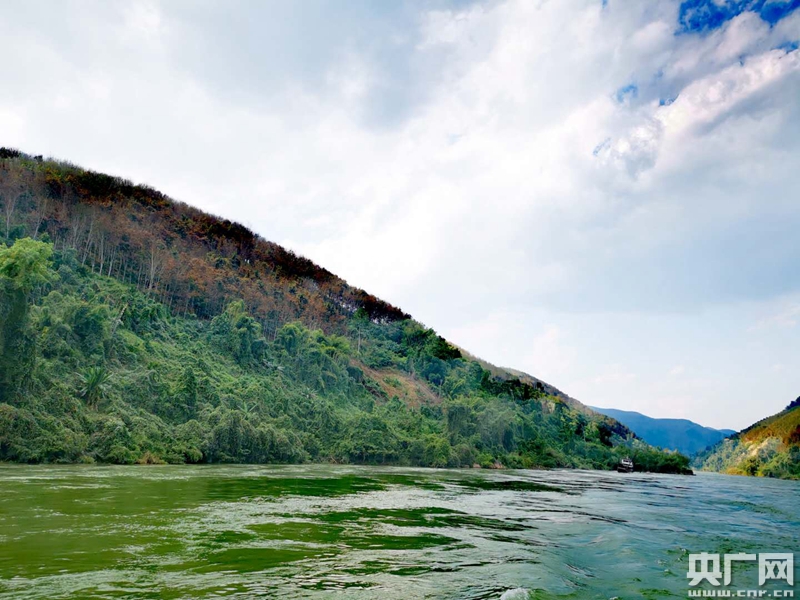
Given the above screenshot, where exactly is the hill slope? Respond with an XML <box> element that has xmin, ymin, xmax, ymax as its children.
<box><xmin>695</xmin><ymin>399</ymin><xmax>800</xmax><ymax>479</ymax></box>
<box><xmin>694</xmin><ymin>398</ymin><xmax>800</xmax><ymax>479</ymax></box>
<box><xmin>590</xmin><ymin>407</ymin><xmax>735</xmax><ymax>456</ymax></box>
<box><xmin>0</xmin><ymin>148</ymin><xmax>689</xmax><ymax>472</ymax></box>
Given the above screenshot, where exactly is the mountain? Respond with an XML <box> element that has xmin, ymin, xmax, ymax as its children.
<box><xmin>590</xmin><ymin>407</ymin><xmax>735</xmax><ymax>456</ymax></box>
<box><xmin>0</xmin><ymin>147</ymin><xmax>689</xmax><ymax>473</ymax></box>
<box><xmin>695</xmin><ymin>399</ymin><xmax>800</xmax><ymax>480</ymax></box>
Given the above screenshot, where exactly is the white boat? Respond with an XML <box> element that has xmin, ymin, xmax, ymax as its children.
<box><xmin>616</xmin><ymin>457</ymin><xmax>634</xmax><ymax>473</ymax></box>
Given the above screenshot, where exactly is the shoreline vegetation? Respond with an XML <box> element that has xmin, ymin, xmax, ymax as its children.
<box><xmin>0</xmin><ymin>148</ymin><xmax>690</xmax><ymax>474</ymax></box>
<box><xmin>0</xmin><ymin>461</ymin><xmax>692</xmax><ymax>477</ymax></box>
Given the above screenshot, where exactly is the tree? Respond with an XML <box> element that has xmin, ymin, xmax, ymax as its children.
<box><xmin>179</xmin><ymin>367</ymin><xmax>198</xmax><ymax>418</ymax></box>
<box><xmin>31</xmin><ymin>196</ymin><xmax>48</xmax><ymax>240</ymax></box>
<box><xmin>445</xmin><ymin>398</ymin><xmax>476</xmax><ymax>441</ymax></box>
<box><xmin>0</xmin><ymin>167</ymin><xmax>24</xmax><ymax>241</ymax></box>
<box><xmin>0</xmin><ymin>239</ymin><xmax>57</xmax><ymax>402</ymax></box>
<box><xmin>478</xmin><ymin>404</ymin><xmax>519</xmax><ymax>451</ymax></box>
<box><xmin>211</xmin><ymin>300</ymin><xmax>266</xmax><ymax>366</ymax></box>
<box><xmin>79</xmin><ymin>366</ymin><xmax>112</xmax><ymax>408</ymax></box>
<box><xmin>352</xmin><ymin>307</ymin><xmax>369</xmax><ymax>354</ymax></box>
<box><xmin>0</xmin><ymin>238</ymin><xmax>56</xmax><ymax>292</ymax></box>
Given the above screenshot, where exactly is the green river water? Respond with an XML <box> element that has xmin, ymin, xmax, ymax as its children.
<box><xmin>0</xmin><ymin>465</ymin><xmax>797</xmax><ymax>599</ymax></box>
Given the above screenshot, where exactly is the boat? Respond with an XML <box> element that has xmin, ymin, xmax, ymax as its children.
<box><xmin>616</xmin><ymin>457</ymin><xmax>634</xmax><ymax>473</ymax></box>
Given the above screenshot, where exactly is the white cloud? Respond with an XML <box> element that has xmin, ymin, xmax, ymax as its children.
<box><xmin>0</xmin><ymin>107</ymin><xmax>25</xmax><ymax>139</ymax></box>
<box><xmin>522</xmin><ymin>325</ymin><xmax>579</xmax><ymax>382</ymax></box>
<box><xmin>122</xmin><ymin>1</ymin><xmax>165</xmax><ymax>41</ymax></box>
<box><xmin>592</xmin><ymin>367</ymin><xmax>637</xmax><ymax>386</ymax></box>
<box><xmin>750</xmin><ymin>301</ymin><xmax>800</xmax><ymax>331</ymax></box>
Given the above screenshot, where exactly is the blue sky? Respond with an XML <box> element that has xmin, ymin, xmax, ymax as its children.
<box><xmin>0</xmin><ymin>0</ymin><xmax>798</xmax><ymax>429</ymax></box>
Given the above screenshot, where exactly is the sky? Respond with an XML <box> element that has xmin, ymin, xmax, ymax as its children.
<box><xmin>1</xmin><ymin>0</ymin><xmax>799</xmax><ymax>430</ymax></box>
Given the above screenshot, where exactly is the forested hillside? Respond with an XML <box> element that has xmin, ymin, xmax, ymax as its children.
<box><xmin>0</xmin><ymin>148</ymin><xmax>689</xmax><ymax>472</ymax></box>
<box><xmin>696</xmin><ymin>399</ymin><xmax>800</xmax><ymax>480</ymax></box>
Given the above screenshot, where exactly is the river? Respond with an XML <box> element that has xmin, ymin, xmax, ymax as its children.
<box><xmin>0</xmin><ymin>465</ymin><xmax>797</xmax><ymax>599</ymax></box>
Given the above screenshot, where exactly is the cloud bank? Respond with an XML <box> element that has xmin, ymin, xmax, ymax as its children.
<box><xmin>1</xmin><ymin>0</ymin><xmax>798</xmax><ymax>428</ymax></box>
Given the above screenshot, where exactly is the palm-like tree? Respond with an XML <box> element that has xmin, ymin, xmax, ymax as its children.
<box><xmin>80</xmin><ymin>366</ymin><xmax>112</xmax><ymax>408</ymax></box>
<box><xmin>240</xmin><ymin>398</ymin><xmax>260</xmax><ymax>418</ymax></box>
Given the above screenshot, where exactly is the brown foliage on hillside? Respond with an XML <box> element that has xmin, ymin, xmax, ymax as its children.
<box><xmin>0</xmin><ymin>149</ymin><xmax>409</xmax><ymax>333</ymax></box>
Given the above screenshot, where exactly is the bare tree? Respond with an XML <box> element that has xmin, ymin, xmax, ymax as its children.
<box><xmin>81</xmin><ymin>217</ymin><xmax>95</xmax><ymax>265</ymax></box>
<box><xmin>0</xmin><ymin>169</ymin><xmax>23</xmax><ymax>239</ymax></box>
<box><xmin>31</xmin><ymin>196</ymin><xmax>49</xmax><ymax>240</ymax></box>
<box><xmin>3</xmin><ymin>194</ymin><xmax>17</xmax><ymax>239</ymax></box>
<box><xmin>96</xmin><ymin>233</ymin><xmax>109</xmax><ymax>275</ymax></box>
<box><xmin>147</xmin><ymin>242</ymin><xmax>164</xmax><ymax>293</ymax></box>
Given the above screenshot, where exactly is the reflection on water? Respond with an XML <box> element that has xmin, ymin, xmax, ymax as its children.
<box><xmin>0</xmin><ymin>465</ymin><xmax>797</xmax><ymax>599</ymax></box>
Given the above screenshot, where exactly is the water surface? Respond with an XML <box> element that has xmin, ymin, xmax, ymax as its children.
<box><xmin>0</xmin><ymin>465</ymin><xmax>797</xmax><ymax>599</ymax></box>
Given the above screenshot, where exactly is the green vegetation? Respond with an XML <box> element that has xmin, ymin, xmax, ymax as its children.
<box><xmin>0</xmin><ymin>149</ymin><xmax>690</xmax><ymax>472</ymax></box>
<box><xmin>696</xmin><ymin>401</ymin><xmax>800</xmax><ymax>480</ymax></box>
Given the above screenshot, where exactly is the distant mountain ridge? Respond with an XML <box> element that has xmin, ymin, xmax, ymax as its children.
<box><xmin>589</xmin><ymin>407</ymin><xmax>735</xmax><ymax>456</ymax></box>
